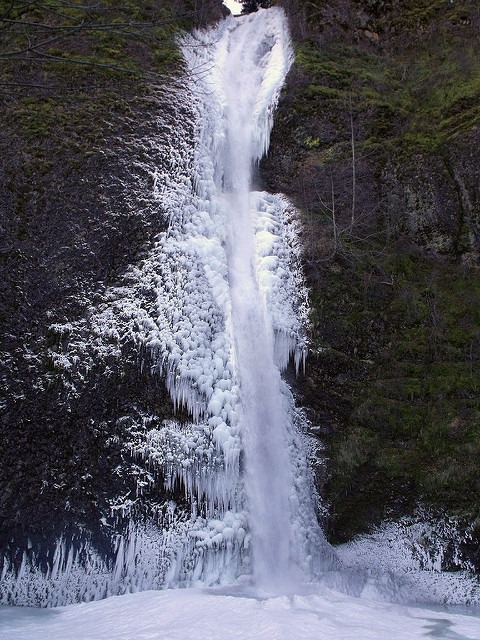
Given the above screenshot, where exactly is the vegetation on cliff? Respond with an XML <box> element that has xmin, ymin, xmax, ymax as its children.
<box><xmin>263</xmin><ymin>0</ymin><xmax>480</xmax><ymax>565</ymax></box>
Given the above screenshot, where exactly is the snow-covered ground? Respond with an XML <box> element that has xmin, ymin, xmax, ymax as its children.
<box><xmin>1</xmin><ymin>585</ymin><xmax>479</xmax><ymax>640</ymax></box>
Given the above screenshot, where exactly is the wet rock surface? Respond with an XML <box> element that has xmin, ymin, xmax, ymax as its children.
<box><xmin>265</xmin><ymin>0</ymin><xmax>480</xmax><ymax>569</ymax></box>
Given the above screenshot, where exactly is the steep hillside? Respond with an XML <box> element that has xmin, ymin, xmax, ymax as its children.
<box><xmin>264</xmin><ymin>0</ymin><xmax>480</xmax><ymax>568</ymax></box>
<box><xmin>0</xmin><ymin>0</ymin><xmax>224</xmax><ymax>572</ymax></box>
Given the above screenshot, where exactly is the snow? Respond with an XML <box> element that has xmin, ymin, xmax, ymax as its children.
<box><xmin>1</xmin><ymin>586</ymin><xmax>479</xmax><ymax>640</ymax></box>
<box><xmin>336</xmin><ymin>512</ymin><xmax>480</xmax><ymax>605</ymax></box>
<box><xmin>223</xmin><ymin>0</ymin><xmax>243</xmax><ymax>16</ymax></box>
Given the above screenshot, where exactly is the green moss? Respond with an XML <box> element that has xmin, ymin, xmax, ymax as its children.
<box><xmin>293</xmin><ymin>7</ymin><xmax>480</xmax><ymax>157</ymax></box>
<box><xmin>389</xmin><ymin>0</ymin><xmax>455</xmax><ymax>30</ymax></box>
<box><xmin>304</xmin><ymin>136</ymin><xmax>321</xmax><ymax>149</ymax></box>
<box><xmin>289</xmin><ymin>0</ymin><xmax>480</xmax><ymax>543</ymax></box>
<box><xmin>0</xmin><ymin>0</ymin><xmax>190</xmax><ymax>97</ymax></box>
<box><xmin>313</xmin><ymin>243</ymin><xmax>480</xmax><ymax>538</ymax></box>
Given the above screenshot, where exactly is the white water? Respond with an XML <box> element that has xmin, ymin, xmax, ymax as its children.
<box><xmin>220</xmin><ymin>10</ymin><xmax>301</xmax><ymax>589</ymax></box>
<box><xmin>156</xmin><ymin>7</ymin><xmax>333</xmax><ymax>588</ymax></box>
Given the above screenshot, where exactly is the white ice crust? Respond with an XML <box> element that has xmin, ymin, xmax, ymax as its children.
<box><xmin>1</xmin><ymin>8</ymin><xmax>326</xmax><ymax>604</ymax></box>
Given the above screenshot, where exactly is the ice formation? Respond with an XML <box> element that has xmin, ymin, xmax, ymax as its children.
<box><xmin>2</xmin><ymin>8</ymin><xmax>480</xmax><ymax>609</ymax></box>
<box><xmin>152</xmin><ymin>7</ymin><xmax>333</xmax><ymax>588</ymax></box>
<box><xmin>1</xmin><ymin>8</ymin><xmax>332</xmax><ymax>605</ymax></box>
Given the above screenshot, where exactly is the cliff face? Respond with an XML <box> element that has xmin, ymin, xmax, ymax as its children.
<box><xmin>264</xmin><ymin>0</ymin><xmax>480</xmax><ymax>568</ymax></box>
<box><xmin>0</xmin><ymin>0</ymin><xmax>223</xmax><ymax>570</ymax></box>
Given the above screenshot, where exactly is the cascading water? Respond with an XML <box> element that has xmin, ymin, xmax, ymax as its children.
<box><xmin>155</xmin><ymin>7</ymin><xmax>335</xmax><ymax>589</ymax></box>
<box><xmin>220</xmin><ymin>13</ymin><xmax>304</xmax><ymax>588</ymax></box>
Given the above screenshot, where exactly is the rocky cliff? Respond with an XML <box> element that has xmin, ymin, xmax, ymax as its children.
<box><xmin>263</xmin><ymin>0</ymin><xmax>480</xmax><ymax>570</ymax></box>
<box><xmin>0</xmin><ymin>0</ymin><xmax>223</xmax><ymax>576</ymax></box>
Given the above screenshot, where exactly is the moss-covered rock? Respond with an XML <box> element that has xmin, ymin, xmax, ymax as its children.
<box><xmin>266</xmin><ymin>0</ymin><xmax>480</xmax><ymax>564</ymax></box>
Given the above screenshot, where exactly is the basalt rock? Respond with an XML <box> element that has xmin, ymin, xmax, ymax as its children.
<box><xmin>265</xmin><ymin>0</ymin><xmax>480</xmax><ymax>569</ymax></box>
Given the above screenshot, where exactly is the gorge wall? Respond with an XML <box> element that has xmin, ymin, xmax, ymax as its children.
<box><xmin>0</xmin><ymin>0</ymin><xmax>225</xmax><ymax>588</ymax></box>
<box><xmin>263</xmin><ymin>0</ymin><xmax>480</xmax><ymax>570</ymax></box>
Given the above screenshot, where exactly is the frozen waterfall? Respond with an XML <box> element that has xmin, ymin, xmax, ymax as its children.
<box><xmin>155</xmin><ymin>7</ymin><xmax>335</xmax><ymax>589</ymax></box>
<box><xmin>4</xmin><ymin>8</ymin><xmax>480</xmax><ymax>612</ymax></box>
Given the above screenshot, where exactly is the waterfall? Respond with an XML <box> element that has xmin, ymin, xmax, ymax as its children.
<box><xmin>220</xmin><ymin>11</ymin><xmax>304</xmax><ymax>589</ymax></box>
<box><xmin>155</xmin><ymin>7</ymin><xmax>335</xmax><ymax>589</ymax></box>
<box><xmin>4</xmin><ymin>9</ymin><xmax>480</xmax><ymax>613</ymax></box>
